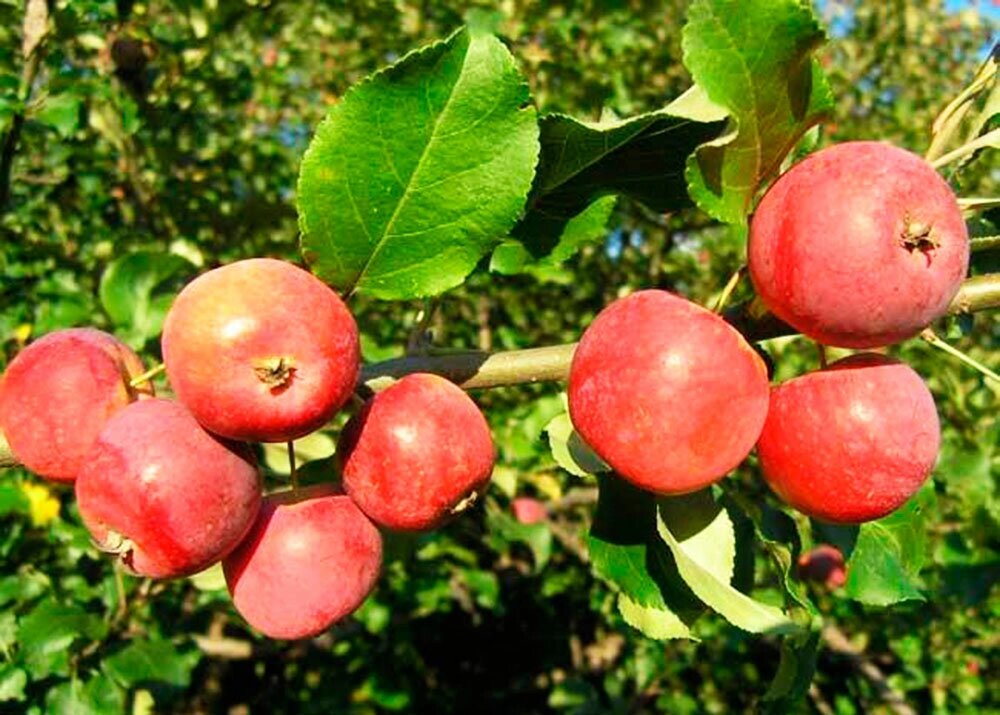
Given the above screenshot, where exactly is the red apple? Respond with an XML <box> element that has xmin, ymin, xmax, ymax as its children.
<box><xmin>161</xmin><ymin>258</ymin><xmax>359</xmax><ymax>442</ymax></box>
<box><xmin>796</xmin><ymin>545</ymin><xmax>847</xmax><ymax>588</ymax></box>
<box><xmin>749</xmin><ymin>141</ymin><xmax>969</xmax><ymax>348</ymax></box>
<box><xmin>512</xmin><ymin>497</ymin><xmax>547</xmax><ymax>525</ymax></box>
<box><xmin>757</xmin><ymin>353</ymin><xmax>939</xmax><ymax>524</ymax></box>
<box><xmin>338</xmin><ymin>373</ymin><xmax>495</xmax><ymax>531</ymax></box>
<box><xmin>0</xmin><ymin>328</ymin><xmax>153</xmax><ymax>483</ymax></box>
<box><xmin>223</xmin><ymin>484</ymin><xmax>382</xmax><ymax>640</ymax></box>
<box><xmin>76</xmin><ymin>398</ymin><xmax>261</xmax><ymax>578</ymax></box>
<box><xmin>568</xmin><ymin>290</ymin><xmax>770</xmax><ymax>495</ymax></box>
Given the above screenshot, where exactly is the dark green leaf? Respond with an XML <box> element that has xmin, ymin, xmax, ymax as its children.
<box><xmin>35</xmin><ymin>93</ymin><xmax>82</xmax><ymax>138</ymax></box>
<box><xmin>762</xmin><ymin>630</ymin><xmax>820</xmax><ymax>711</ymax></box>
<box><xmin>682</xmin><ymin>0</ymin><xmax>833</xmax><ymax>224</ymax></box>
<box><xmin>0</xmin><ymin>484</ymin><xmax>28</xmax><ymax>517</ymax></box>
<box><xmin>298</xmin><ymin>28</ymin><xmax>539</xmax><ymax>299</ymax></box>
<box><xmin>44</xmin><ymin>675</ymin><xmax>124</xmax><ymax>715</ymax></box>
<box><xmin>18</xmin><ymin>599</ymin><xmax>107</xmax><ymax>678</ymax></box>
<box><xmin>486</xmin><ymin>508</ymin><xmax>553</xmax><ymax>570</ymax></box>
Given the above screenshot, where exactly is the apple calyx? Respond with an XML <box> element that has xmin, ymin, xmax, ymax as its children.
<box><xmin>900</xmin><ymin>216</ymin><xmax>939</xmax><ymax>255</ymax></box>
<box><xmin>252</xmin><ymin>356</ymin><xmax>297</xmax><ymax>389</ymax></box>
<box><xmin>93</xmin><ymin>528</ymin><xmax>138</xmax><ymax>575</ymax></box>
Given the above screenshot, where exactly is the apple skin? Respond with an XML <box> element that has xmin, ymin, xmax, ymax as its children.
<box><xmin>512</xmin><ymin>497</ymin><xmax>547</xmax><ymax>525</ymax></box>
<box><xmin>223</xmin><ymin>484</ymin><xmax>382</xmax><ymax>640</ymax></box>
<box><xmin>796</xmin><ymin>545</ymin><xmax>847</xmax><ymax>588</ymax></box>
<box><xmin>748</xmin><ymin>141</ymin><xmax>969</xmax><ymax>348</ymax></box>
<box><xmin>338</xmin><ymin>373</ymin><xmax>496</xmax><ymax>531</ymax></box>
<box><xmin>0</xmin><ymin>328</ymin><xmax>153</xmax><ymax>483</ymax></box>
<box><xmin>75</xmin><ymin>398</ymin><xmax>261</xmax><ymax>578</ymax></box>
<box><xmin>161</xmin><ymin>258</ymin><xmax>360</xmax><ymax>443</ymax></box>
<box><xmin>568</xmin><ymin>290</ymin><xmax>770</xmax><ymax>495</ymax></box>
<box><xmin>756</xmin><ymin>353</ymin><xmax>939</xmax><ymax>524</ymax></box>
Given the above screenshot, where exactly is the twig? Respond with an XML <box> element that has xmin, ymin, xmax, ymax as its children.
<box><xmin>822</xmin><ymin>624</ymin><xmax>917</xmax><ymax>715</ymax></box>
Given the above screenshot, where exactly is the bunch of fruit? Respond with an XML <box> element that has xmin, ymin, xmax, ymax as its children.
<box><xmin>569</xmin><ymin>141</ymin><xmax>967</xmax><ymax>522</ymax></box>
<box><xmin>0</xmin><ymin>140</ymin><xmax>969</xmax><ymax>639</ymax></box>
<box><xmin>0</xmin><ymin>258</ymin><xmax>496</xmax><ymax>639</ymax></box>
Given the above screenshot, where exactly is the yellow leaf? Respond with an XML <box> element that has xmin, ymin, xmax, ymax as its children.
<box><xmin>20</xmin><ymin>482</ymin><xmax>60</xmax><ymax>527</ymax></box>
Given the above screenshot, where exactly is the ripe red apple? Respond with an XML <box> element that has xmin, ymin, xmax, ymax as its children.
<box><xmin>76</xmin><ymin>398</ymin><xmax>261</xmax><ymax>578</ymax></box>
<box><xmin>568</xmin><ymin>290</ymin><xmax>770</xmax><ymax>495</ymax></box>
<box><xmin>161</xmin><ymin>258</ymin><xmax>359</xmax><ymax>442</ymax></box>
<box><xmin>797</xmin><ymin>545</ymin><xmax>847</xmax><ymax>588</ymax></box>
<box><xmin>223</xmin><ymin>484</ymin><xmax>382</xmax><ymax>640</ymax></box>
<box><xmin>512</xmin><ymin>497</ymin><xmax>547</xmax><ymax>525</ymax></box>
<box><xmin>757</xmin><ymin>353</ymin><xmax>939</xmax><ymax>524</ymax></box>
<box><xmin>749</xmin><ymin>141</ymin><xmax>969</xmax><ymax>348</ymax></box>
<box><xmin>338</xmin><ymin>373</ymin><xmax>495</xmax><ymax>531</ymax></box>
<box><xmin>0</xmin><ymin>328</ymin><xmax>153</xmax><ymax>483</ymax></box>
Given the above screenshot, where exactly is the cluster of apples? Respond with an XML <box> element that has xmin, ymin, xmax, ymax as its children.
<box><xmin>569</xmin><ymin>141</ymin><xmax>969</xmax><ymax>523</ymax></box>
<box><xmin>0</xmin><ymin>259</ymin><xmax>496</xmax><ymax>639</ymax></box>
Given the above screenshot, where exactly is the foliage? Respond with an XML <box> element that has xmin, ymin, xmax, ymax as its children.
<box><xmin>0</xmin><ymin>0</ymin><xmax>997</xmax><ymax>713</ymax></box>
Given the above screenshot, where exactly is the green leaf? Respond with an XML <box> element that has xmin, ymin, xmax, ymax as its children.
<box><xmin>510</xmin><ymin>106</ymin><xmax>724</xmax><ymax>258</ymax></box>
<box><xmin>589</xmin><ymin>475</ymin><xmax>702</xmax><ymax>636</ymax></box>
<box><xmin>102</xmin><ymin>638</ymin><xmax>200</xmax><ymax>694</ymax></box>
<box><xmin>617</xmin><ymin>593</ymin><xmax>694</xmax><ymax>641</ymax></box>
<box><xmin>99</xmin><ymin>251</ymin><xmax>194</xmax><ymax>348</ymax></box>
<box><xmin>544</xmin><ymin>412</ymin><xmax>609</xmax><ymax>477</ymax></box>
<box><xmin>18</xmin><ymin>599</ymin><xmax>107</xmax><ymax>678</ymax></box>
<box><xmin>35</xmin><ymin>93</ymin><xmax>82</xmax><ymax>138</ymax></box>
<box><xmin>0</xmin><ymin>664</ymin><xmax>26</xmax><ymax>702</ymax></box>
<box><xmin>845</xmin><ymin>486</ymin><xmax>935</xmax><ymax>606</ymax></box>
<box><xmin>492</xmin><ymin>195</ymin><xmax>617</xmax><ymax>274</ymax></box>
<box><xmin>762</xmin><ymin>630</ymin><xmax>820</xmax><ymax>711</ymax></box>
<box><xmin>682</xmin><ymin>0</ymin><xmax>833</xmax><ymax>224</ymax></box>
<box><xmin>0</xmin><ymin>484</ymin><xmax>29</xmax><ymax>517</ymax></box>
<box><xmin>656</xmin><ymin>492</ymin><xmax>799</xmax><ymax>635</ymax></box>
<box><xmin>45</xmin><ymin>675</ymin><xmax>125</xmax><ymax>715</ymax></box>
<box><xmin>298</xmin><ymin>28</ymin><xmax>539</xmax><ymax>299</ymax></box>
<box><xmin>486</xmin><ymin>508</ymin><xmax>553</xmax><ymax>570</ymax></box>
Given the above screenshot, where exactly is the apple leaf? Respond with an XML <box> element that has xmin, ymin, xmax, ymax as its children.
<box><xmin>298</xmin><ymin>27</ymin><xmax>539</xmax><ymax>300</ymax></box>
<box><xmin>656</xmin><ymin>492</ymin><xmax>800</xmax><ymax>635</ymax></box>
<box><xmin>34</xmin><ymin>92</ymin><xmax>81</xmax><ymax>138</ymax></box>
<box><xmin>762</xmin><ymin>629</ymin><xmax>821</xmax><ymax>711</ymax></box>
<box><xmin>486</xmin><ymin>508</ymin><xmax>553</xmax><ymax>571</ymax></box>
<box><xmin>99</xmin><ymin>251</ymin><xmax>195</xmax><ymax>349</ymax></box>
<box><xmin>544</xmin><ymin>412</ymin><xmax>609</xmax><ymax>477</ymax></box>
<box><xmin>102</xmin><ymin>639</ymin><xmax>200</xmax><ymax>693</ymax></box>
<box><xmin>18</xmin><ymin>599</ymin><xmax>108</xmax><ymax>679</ymax></box>
<box><xmin>589</xmin><ymin>475</ymin><xmax>702</xmax><ymax>641</ymax></box>
<box><xmin>491</xmin><ymin>195</ymin><xmax>616</xmax><ymax>275</ymax></box>
<box><xmin>681</xmin><ymin>0</ymin><xmax>833</xmax><ymax>225</ymax></box>
<box><xmin>844</xmin><ymin>485</ymin><xmax>935</xmax><ymax>606</ymax></box>
<box><xmin>508</xmin><ymin>102</ymin><xmax>725</xmax><ymax>260</ymax></box>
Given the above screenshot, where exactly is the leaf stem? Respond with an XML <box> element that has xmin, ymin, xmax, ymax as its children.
<box><xmin>129</xmin><ymin>363</ymin><xmax>166</xmax><ymax>389</ymax></box>
<box><xmin>920</xmin><ymin>329</ymin><xmax>1000</xmax><ymax>384</ymax></box>
<box><xmin>288</xmin><ymin>440</ymin><xmax>298</xmax><ymax>491</ymax></box>
<box><xmin>713</xmin><ymin>265</ymin><xmax>746</xmax><ymax>313</ymax></box>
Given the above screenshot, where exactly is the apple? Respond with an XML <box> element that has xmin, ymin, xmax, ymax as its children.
<box><xmin>75</xmin><ymin>398</ymin><xmax>261</xmax><ymax>578</ymax></box>
<box><xmin>512</xmin><ymin>497</ymin><xmax>547</xmax><ymax>525</ymax></box>
<box><xmin>0</xmin><ymin>328</ymin><xmax>153</xmax><ymax>483</ymax></box>
<box><xmin>338</xmin><ymin>373</ymin><xmax>496</xmax><ymax>531</ymax></box>
<box><xmin>161</xmin><ymin>258</ymin><xmax>359</xmax><ymax>442</ymax></box>
<box><xmin>223</xmin><ymin>484</ymin><xmax>382</xmax><ymax>640</ymax></box>
<box><xmin>748</xmin><ymin>141</ymin><xmax>969</xmax><ymax>348</ymax></box>
<box><xmin>756</xmin><ymin>353</ymin><xmax>939</xmax><ymax>524</ymax></box>
<box><xmin>796</xmin><ymin>545</ymin><xmax>847</xmax><ymax>588</ymax></box>
<box><xmin>568</xmin><ymin>290</ymin><xmax>770</xmax><ymax>495</ymax></box>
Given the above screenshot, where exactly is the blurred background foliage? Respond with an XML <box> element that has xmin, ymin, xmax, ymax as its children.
<box><xmin>0</xmin><ymin>0</ymin><xmax>997</xmax><ymax>713</ymax></box>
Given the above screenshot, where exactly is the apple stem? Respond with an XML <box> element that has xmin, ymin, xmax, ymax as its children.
<box><xmin>287</xmin><ymin>440</ymin><xmax>299</xmax><ymax>492</ymax></box>
<box><xmin>713</xmin><ymin>265</ymin><xmax>746</xmax><ymax>314</ymax></box>
<box><xmin>817</xmin><ymin>344</ymin><xmax>828</xmax><ymax>369</ymax></box>
<box><xmin>921</xmin><ymin>329</ymin><xmax>1000</xmax><ymax>385</ymax></box>
<box><xmin>128</xmin><ymin>363</ymin><xmax>165</xmax><ymax>389</ymax></box>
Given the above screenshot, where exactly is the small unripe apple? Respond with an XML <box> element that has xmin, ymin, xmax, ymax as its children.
<box><xmin>512</xmin><ymin>497</ymin><xmax>547</xmax><ymax>525</ymax></box>
<box><xmin>757</xmin><ymin>353</ymin><xmax>939</xmax><ymax>524</ymax></box>
<box><xmin>338</xmin><ymin>373</ymin><xmax>495</xmax><ymax>531</ymax></box>
<box><xmin>0</xmin><ymin>328</ymin><xmax>153</xmax><ymax>482</ymax></box>
<box><xmin>568</xmin><ymin>290</ymin><xmax>770</xmax><ymax>495</ymax></box>
<box><xmin>223</xmin><ymin>484</ymin><xmax>382</xmax><ymax>640</ymax></box>
<box><xmin>162</xmin><ymin>258</ymin><xmax>359</xmax><ymax>442</ymax></box>
<box><xmin>749</xmin><ymin>141</ymin><xmax>969</xmax><ymax>348</ymax></box>
<box><xmin>797</xmin><ymin>545</ymin><xmax>847</xmax><ymax>588</ymax></box>
<box><xmin>76</xmin><ymin>399</ymin><xmax>261</xmax><ymax>578</ymax></box>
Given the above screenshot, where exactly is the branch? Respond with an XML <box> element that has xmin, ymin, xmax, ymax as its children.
<box><xmin>3</xmin><ymin>274</ymin><xmax>1000</xmax><ymax>470</ymax></box>
<box><xmin>821</xmin><ymin>624</ymin><xmax>917</xmax><ymax>715</ymax></box>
